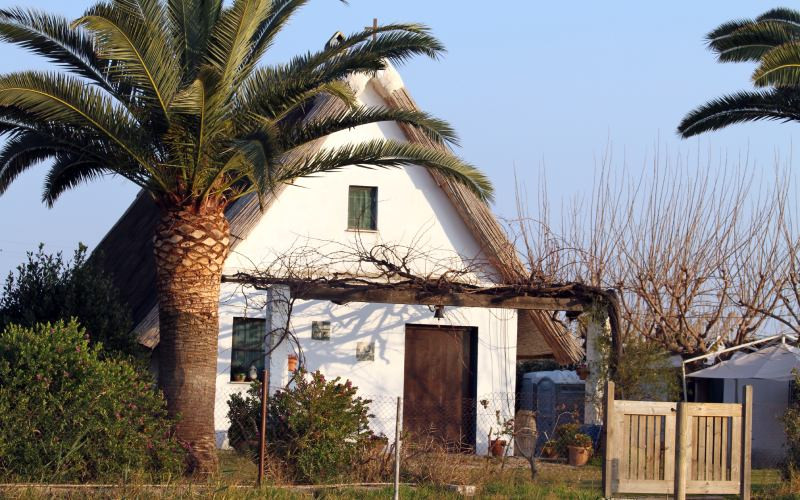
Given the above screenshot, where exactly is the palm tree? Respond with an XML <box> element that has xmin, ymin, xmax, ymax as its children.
<box><xmin>0</xmin><ymin>0</ymin><xmax>492</xmax><ymax>473</ymax></box>
<box><xmin>678</xmin><ymin>8</ymin><xmax>800</xmax><ymax>138</ymax></box>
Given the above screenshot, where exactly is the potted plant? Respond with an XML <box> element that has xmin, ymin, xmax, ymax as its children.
<box><xmin>490</xmin><ymin>438</ymin><xmax>507</xmax><ymax>457</ymax></box>
<box><xmin>541</xmin><ymin>440</ymin><xmax>558</xmax><ymax>459</ymax></box>
<box><xmin>287</xmin><ymin>354</ymin><xmax>298</xmax><ymax>372</ymax></box>
<box><xmin>554</xmin><ymin>422</ymin><xmax>581</xmax><ymax>457</ymax></box>
<box><xmin>488</xmin><ymin>410</ymin><xmax>514</xmax><ymax>458</ymax></box>
<box><xmin>233</xmin><ymin>372</ymin><xmax>246</xmax><ymax>382</ymax></box>
<box><xmin>567</xmin><ymin>433</ymin><xmax>593</xmax><ymax>466</ymax></box>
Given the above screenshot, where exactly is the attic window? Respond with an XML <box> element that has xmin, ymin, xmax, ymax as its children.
<box><xmin>348</xmin><ymin>186</ymin><xmax>377</xmax><ymax>231</ymax></box>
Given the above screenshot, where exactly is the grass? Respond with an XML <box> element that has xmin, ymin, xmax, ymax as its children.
<box><xmin>0</xmin><ymin>451</ymin><xmax>793</xmax><ymax>499</ymax></box>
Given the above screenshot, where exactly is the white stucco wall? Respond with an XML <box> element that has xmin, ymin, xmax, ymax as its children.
<box><xmin>214</xmin><ymin>286</ymin><xmax>517</xmax><ymax>454</ymax></box>
<box><xmin>211</xmin><ymin>75</ymin><xmax>517</xmax><ymax>453</ymax></box>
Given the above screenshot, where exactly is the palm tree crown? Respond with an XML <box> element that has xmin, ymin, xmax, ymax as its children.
<box><xmin>0</xmin><ymin>0</ymin><xmax>492</xmax><ymax>212</ymax></box>
<box><xmin>678</xmin><ymin>7</ymin><xmax>800</xmax><ymax>138</ymax></box>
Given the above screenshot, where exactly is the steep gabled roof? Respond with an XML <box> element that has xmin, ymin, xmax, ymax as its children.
<box><xmin>94</xmin><ymin>64</ymin><xmax>582</xmax><ymax>364</ymax></box>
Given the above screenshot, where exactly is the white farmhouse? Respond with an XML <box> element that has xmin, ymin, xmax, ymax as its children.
<box><xmin>95</xmin><ymin>62</ymin><xmax>581</xmax><ymax>454</ymax></box>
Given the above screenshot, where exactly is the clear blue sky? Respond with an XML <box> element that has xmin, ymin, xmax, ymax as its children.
<box><xmin>0</xmin><ymin>1</ymin><xmax>795</xmax><ymax>276</ymax></box>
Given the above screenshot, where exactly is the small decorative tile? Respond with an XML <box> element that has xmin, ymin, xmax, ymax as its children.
<box><xmin>311</xmin><ymin>321</ymin><xmax>331</xmax><ymax>340</ymax></box>
<box><xmin>356</xmin><ymin>341</ymin><xmax>375</xmax><ymax>361</ymax></box>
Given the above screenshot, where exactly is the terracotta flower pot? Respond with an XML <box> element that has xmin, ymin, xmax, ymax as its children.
<box><xmin>287</xmin><ymin>354</ymin><xmax>298</xmax><ymax>372</ymax></box>
<box><xmin>568</xmin><ymin>445</ymin><xmax>591</xmax><ymax>466</ymax></box>
<box><xmin>576</xmin><ymin>364</ymin><xmax>589</xmax><ymax>380</ymax></box>
<box><xmin>490</xmin><ymin>439</ymin><xmax>507</xmax><ymax>457</ymax></box>
<box><xmin>541</xmin><ymin>444</ymin><xmax>558</xmax><ymax>459</ymax></box>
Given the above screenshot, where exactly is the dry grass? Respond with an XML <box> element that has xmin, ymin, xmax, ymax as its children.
<box><xmin>0</xmin><ymin>451</ymin><xmax>791</xmax><ymax>499</ymax></box>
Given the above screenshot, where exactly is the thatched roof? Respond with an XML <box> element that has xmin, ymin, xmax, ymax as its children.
<box><xmin>94</xmin><ymin>63</ymin><xmax>583</xmax><ymax>364</ymax></box>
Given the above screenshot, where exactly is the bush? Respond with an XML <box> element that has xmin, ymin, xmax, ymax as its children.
<box><xmin>0</xmin><ymin>244</ymin><xmax>137</xmax><ymax>357</ymax></box>
<box><xmin>781</xmin><ymin>369</ymin><xmax>800</xmax><ymax>485</ymax></box>
<box><xmin>595</xmin><ymin>329</ymin><xmax>681</xmax><ymax>401</ymax></box>
<box><xmin>227</xmin><ymin>369</ymin><xmax>374</xmax><ymax>483</ymax></box>
<box><xmin>226</xmin><ymin>382</ymin><xmax>262</xmax><ymax>455</ymax></box>
<box><xmin>0</xmin><ymin>321</ymin><xmax>185</xmax><ymax>482</ymax></box>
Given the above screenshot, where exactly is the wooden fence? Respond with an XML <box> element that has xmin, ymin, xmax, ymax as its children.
<box><xmin>602</xmin><ymin>381</ymin><xmax>752</xmax><ymax>499</ymax></box>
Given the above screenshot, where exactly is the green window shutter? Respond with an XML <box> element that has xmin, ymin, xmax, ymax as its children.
<box><xmin>231</xmin><ymin>317</ymin><xmax>266</xmax><ymax>380</ymax></box>
<box><xmin>348</xmin><ymin>186</ymin><xmax>377</xmax><ymax>230</ymax></box>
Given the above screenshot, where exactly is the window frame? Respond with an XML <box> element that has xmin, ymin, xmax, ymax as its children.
<box><xmin>230</xmin><ymin>317</ymin><xmax>267</xmax><ymax>382</ymax></box>
<box><xmin>347</xmin><ymin>185</ymin><xmax>378</xmax><ymax>231</ymax></box>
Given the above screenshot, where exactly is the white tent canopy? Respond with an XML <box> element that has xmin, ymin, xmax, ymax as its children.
<box><xmin>688</xmin><ymin>342</ymin><xmax>800</xmax><ymax>382</ymax></box>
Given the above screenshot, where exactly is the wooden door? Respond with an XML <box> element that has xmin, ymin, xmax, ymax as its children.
<box><xmin>402</xmin><ymin>324</ymin><xmax>476</xmax><ymax>450</ymax></box>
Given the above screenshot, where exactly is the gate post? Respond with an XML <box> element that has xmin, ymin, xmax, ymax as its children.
<box><xmin>602</xmin><ymin>380</ymin><xmax>615</xmax><ymax>498</ymax></box>
<box><xmin>674</xmin><ymin>402</ymin><xmax>690</xmax><ymax>500</ymax></box>
<box><xmin>741</xmin><ymin>385</ymin><xmax>752</xmax><ymax>500</ymax></box>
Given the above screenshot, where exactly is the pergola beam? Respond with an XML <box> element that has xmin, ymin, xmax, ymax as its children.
<box><xmin>222</xmin><ymin>273</ymin><xmax>623</xmax><ymax>378</ymax></box>
<box><xmin>288</xmin><ymin>284</ymin><xmax>586</xmax><ymax>311</ymax></box>
<box><xmin>222</xmin><ymin>275</ymin><xmax>588</xmax><ymax>311</ymax></box>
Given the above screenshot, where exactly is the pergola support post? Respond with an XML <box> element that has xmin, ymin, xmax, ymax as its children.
<box><xmin>584</xmin><ymin>308</ymin><xmax>610</xmax><ymax>425</ymax></box>
<box><xmin>266</xmin><ymin>284</ymin><xmax>292</xmax><ymax>390</ymax></box>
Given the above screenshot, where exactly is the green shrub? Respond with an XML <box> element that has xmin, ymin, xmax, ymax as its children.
<box><xmin>781</xmin><ymin>369</ymin><xmax>800</xmax><ymax>484</ymax></box>
<box><xmin>226</xmin><ymin>382</ymin><xmax>262</xmax><ymax>455</ymax></box>
<box><xmin>595</xmin><ymin>328</ymin><xmax>681</xmax><ymax>401</ymax></box>
<box><xmin>227</xmin><ymin>369</ymin><xmax>374</xmax><ymax>483</ymax></box>
<box><xmin>0</xmin><ymin>244</ymin><xmax>137</xmax><ymax>357</ymax></box>
<box><xmin>0</xmin><ymin>320</ymin><xmax>185</xmax><ymax>482</ymax></box>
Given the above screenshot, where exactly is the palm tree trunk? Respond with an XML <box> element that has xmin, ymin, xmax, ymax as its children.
<box><xmin>153</xmin><ymin>207</ymin><xmax>230</xmax><ymax>474</ymax></box>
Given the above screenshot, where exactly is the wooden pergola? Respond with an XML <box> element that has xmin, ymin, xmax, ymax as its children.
<box><xmin>222</xmin><ymin>273</ymin><xmax>623</xmax><ymax>370</ymax></box>
<box><xmin>225</xmin><ymin>272</ymin><xmax>625</xmax><ymax>483</ymax></box>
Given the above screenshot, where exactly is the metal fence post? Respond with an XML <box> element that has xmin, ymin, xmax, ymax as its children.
<box><xmin>257</xmin><ymin>371</ymin><xmax>269</xmax><ymax>487</ymax></box>
<box><xmin>394</xmin><ymin>396</ymin><xmax>403</xmax><ymax>500</ymax></box>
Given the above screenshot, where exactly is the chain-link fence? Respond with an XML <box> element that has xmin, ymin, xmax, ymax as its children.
<box><xmin>362</xmin><ymin>393</ymin><xmax>521</xmax><ymax>455</ymax></box>
<box><xmin>213</xmin><ymin>381</ymin><xmax>592</xmax><ymax>457</ymax></box>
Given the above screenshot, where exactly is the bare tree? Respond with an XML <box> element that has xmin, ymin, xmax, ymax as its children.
<box><xmin>513</xmin><ymin>151</ymin><xmax>794</xmax><ymax>356</ymax></box>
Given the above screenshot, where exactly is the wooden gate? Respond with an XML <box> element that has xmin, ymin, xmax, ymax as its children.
<box><xmin>602</xmin><ymin>381</ymin><xmax>752</xmax><ymax>499</ymax></box>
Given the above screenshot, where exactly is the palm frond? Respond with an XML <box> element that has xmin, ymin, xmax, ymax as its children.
<box><xmin>238</xmin><ymin>76</ymin><xmax>356</xmax><ymax>120</ymax></box>
<box><xmin>226</xmin><ymin>123</ymin><xmax>281</xmax><ymax>204</ymax></box>
<box><xmin>0</xmin><ymin>8</ymin><xmax>112</xmax><ymax>90</ymax></box>
<box><xmin>167</xmin><ymin>0</ymin><xmax>223</xmax><ymax>78</ymax></box>
<box><xmin>756</xmin><ymin>8</ymin><xmax>800</xmax><ymax>27</ymax></box>
<box><xmin>677</xmin><ymin>89</ymin><xmax>800</xmax><ymax>138</ymax></box>
<box><xmin>280</xmin><ymin>106</ymin><xmax>459</xmax><ymax>149</ymax></box>
<box><xmin>0</xmin><ymin>126</ymin><xmax>147</xmax><ymax>197</ymax></box>
<box><xmin>0</xmin><ymin>130</ymin><xmax>61</xmax><ymax>194</ymax></box>
<box><xmin>338</xmin><ymin>25</ymin><xmax>445</xmax><ymax>64</ymax></box>
<box><xmin>752</xmin><ymin>41</ymin><xmax>800</xmax><ymax>87</ymax></box>
<box><xmin>276</xmin><ymin>138</ymin><xmax>492</xmax><ymax>202</ymax></box>
<box><xmin>205</xmin><ymin>0</ymin><xmax>270</xmax><ymax>93</ymax></box>
<box><xmin>238</xmin><ymin>25</ymin><xmax>444</xmax><ymax>120</ymax></box>
<box><xmin>706</xmin><ymin>19</ymin><xmax>753</xmax><ymax>42</ymax></box>
<box><xmin>42</xmin><ymin>152</ymin><xmax>110</xmax><ymax>206</ymax></box>
<box><xmin>75</xmin><ymin>1</ymin><xmax>181</xmax><ymax>120</ymax></box>
<box><xmin>708</xmin><ymin>21</ymin><xmax>798</xmax><ymax>63</ymax></box>
<box><xmin>0</xmin><ymin>71</ymin><xmax>164</xmax><ymax>186</ymax></box>
<box><xmin>243</xmin><ymin>0</ymin><xmax>310</xmax><ymax>68</ymax></box>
